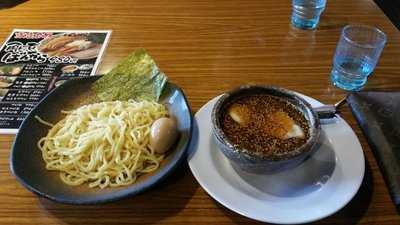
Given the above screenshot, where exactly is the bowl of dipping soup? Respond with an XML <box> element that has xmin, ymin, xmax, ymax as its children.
<box><xmin>211</xmin><ymin>85</ymin><xmax>321</xmax><ymax>174</ymax></box>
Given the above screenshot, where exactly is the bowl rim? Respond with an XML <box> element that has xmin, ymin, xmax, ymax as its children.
<box><xmin>211</xmin><ymin>85</ymin><xmax>321</xmax><ymax>161</ymax></box>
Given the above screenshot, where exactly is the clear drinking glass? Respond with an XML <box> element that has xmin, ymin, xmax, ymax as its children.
<box><xmin>291</xmin><ymin>0</ymin><xmax>327</xmax><ymax>29</ymax></box>
<box><xmin>331</xmin><ymin>25</ymin><xmax>387</xmax><ymax>91</ymax></box>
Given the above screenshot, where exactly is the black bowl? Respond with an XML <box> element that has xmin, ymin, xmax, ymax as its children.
<box><xmin>212</xmin><ymin>85</ymin><xmax>321</xmax><ymax>174</ymax></box>
<box><xmin>10</xmin><ymin>76</ymin><xmax>192</xmax><ymax>204</ymax></box>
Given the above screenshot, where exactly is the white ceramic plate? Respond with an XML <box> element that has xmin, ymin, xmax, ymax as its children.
<box><xmin>187</xmin><ymin>94</ymin><xmax>365</xmax><ymax>224</ymax></box>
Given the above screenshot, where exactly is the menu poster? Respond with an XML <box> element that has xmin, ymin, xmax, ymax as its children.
<box><xmin>0</xmin><ymin>29</ymin><xmax>111</xmax><ymax>134</ymax></box>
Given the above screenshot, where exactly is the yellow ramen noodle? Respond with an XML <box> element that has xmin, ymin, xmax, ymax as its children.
<box><xmin>36</xmin><ymin>100</ymin><xmax>168</xmax><ymax>189</ymax></box>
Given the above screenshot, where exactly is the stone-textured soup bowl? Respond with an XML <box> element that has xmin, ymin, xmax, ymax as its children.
<box><xmin>212</xmin><ymin>85</ymin><xmax>321</xmax><ymax>174</ymax></box>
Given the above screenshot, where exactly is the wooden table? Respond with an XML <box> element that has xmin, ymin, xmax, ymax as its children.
<box><xmin>0</xmin><ymin>0</ymin><xmax>399</xmax><ymax>224</ymax></box>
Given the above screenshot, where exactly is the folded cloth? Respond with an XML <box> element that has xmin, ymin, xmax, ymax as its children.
<box><xmin>347</xmin><ymin>92</ymin><xmax>400</xmax><ymax>208</ymax></box>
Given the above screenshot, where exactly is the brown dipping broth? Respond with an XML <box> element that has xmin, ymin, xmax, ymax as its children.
<box><xmin>221</xmin><ymin>94</ymin><xmax>310</xmax><ymax>157</ymax></box>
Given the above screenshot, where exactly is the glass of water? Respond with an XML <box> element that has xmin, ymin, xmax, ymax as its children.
<box><xmin>331</xmin><ymin>25</ymin><xmax>387</xmax><ymax>91</ymax></box>
<box><xmin>291</xmin><ymin>0</ymin><xmax>327</xmax><ymax>29</ymax></box>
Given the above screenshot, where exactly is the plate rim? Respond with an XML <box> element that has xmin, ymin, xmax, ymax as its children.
<box><xmin>9</xmin><ymin>76</ymin><xmax>193</xmax><ymax>205</ymax></box>
<box><xmin>188</xmin><ymin>94</ymin><xmax>365</xmax><ymax>224</ymax></box>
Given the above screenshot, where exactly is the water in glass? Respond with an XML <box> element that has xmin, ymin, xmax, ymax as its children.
<box><xmin>291</xmin><ymin>0</ymin><xmax>327</xmax><ymax>29</ymax></box>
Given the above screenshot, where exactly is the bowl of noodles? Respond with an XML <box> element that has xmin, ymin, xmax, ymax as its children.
<box><xmin>10</xmin><ymin>76</ymin><xmax>192</xmax><ymax>204</ymax></box>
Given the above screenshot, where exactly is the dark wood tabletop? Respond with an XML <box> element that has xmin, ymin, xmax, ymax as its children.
<box><xmin>0</xmin><ymin>0</ymin><xmax>399</xmax><ymax>224</ymax></box>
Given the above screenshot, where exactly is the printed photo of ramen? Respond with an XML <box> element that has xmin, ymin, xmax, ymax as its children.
<box><xmin>0</xmin><ymin>76</ymin><xmax>17</xmax><ymax>88</ymax></box>
<box><xmin>37</xmin><ymin>33</ymin><xmax>106</xmax><ymax>60</ymax></box>
<box><xmin>0</xmin><ymin>65</ymin><xmax>24</xmax><ymax>76</ymax></box>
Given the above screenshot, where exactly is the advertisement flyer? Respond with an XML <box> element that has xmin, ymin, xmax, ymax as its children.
<box><xmin>0</xmin><ymin>29</ymin><xmax>111</xmax><ymax>133</ymax></box>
